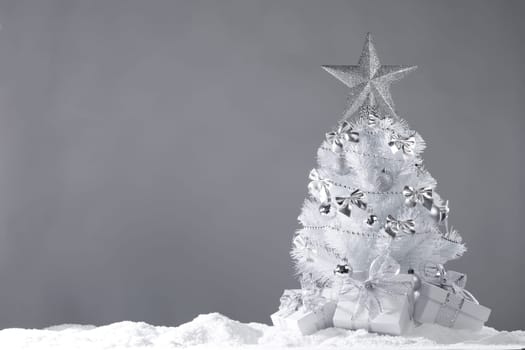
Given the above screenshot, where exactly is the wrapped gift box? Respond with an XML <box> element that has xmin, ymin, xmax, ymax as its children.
<box><xmin>271</xmin><ymin>290</ymin><xmax>337</xmax><ymax>335</ymax></box>
<box><xmin>413</xmin><ymin>281</ymin><xmax>491</xmax><ymax>330</ymax></box>
<box><xmin>270</xmin><ymin>289</ymin><xmax>302</xmax><ymax>329</ymax></box>
<box><xmin>270</xmin><ymin>304</ymin><xmax>298</xmax><ymax>329</ymax></box>
<box><xmin>332</xmin><ymin>274</ymin><xmax>415</xmax><ymax>335</ymax></box>
<box><xmin>281</xmin><ymin>299</ymin><xmax>337</xmax><ymax>335</ymax></box>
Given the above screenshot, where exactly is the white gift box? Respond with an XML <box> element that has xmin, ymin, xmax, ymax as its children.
<box><xmin>332</xmin><ymin>274</ymin><xmax>415</xmax><ymax>335</ymax></box>
<box><xmin>270</xmin><ymin>306</ymin><xmax>297</xmax><ymax>329</ymax></box>
<box><xmin>413</xmin><ymin>281</ymin><xmax>491</xmax><ymax>330</ymax></box>
<box><xmin>271</xmin><ymin>290</ymin><xmax>337</xmax><ymax>335</ymax></box>
<box><xmin>270</xmin><ymin>289</ymin><xmax>302</xmax><ymax>329</ymax></box>
<box><xmin>281</xmin><ymin>300</ymin><xmax>337</xmax><ymax>335</ymax></box>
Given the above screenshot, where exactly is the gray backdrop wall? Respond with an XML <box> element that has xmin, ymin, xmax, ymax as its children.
<box><xmin>0</xmin><ymin>0</ymin><xmax>522</xmax><ymax>330</ymax></box>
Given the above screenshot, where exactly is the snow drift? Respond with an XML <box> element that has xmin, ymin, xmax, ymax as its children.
<box><xmin>0</xmin><ymin>313</ymin><xmax>523</xmax><ymax>350</ymax></box>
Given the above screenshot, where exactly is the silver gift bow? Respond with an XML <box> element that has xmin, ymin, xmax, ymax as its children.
<box><xmin>388</xmin><ymin>133</ymin><xmax>416</xmax><ymax>156</ymax></box>
<box><xmin>326</xmin><ymin>121</ymin><xmax>359</xmax><ymax>153</ymax></box>
<box><xmin>403</xmin><ymin>185</ymin><xmax>433</xmax><ymax>210</ymax></box>
<box><xmin>335</xmin><ymin>189</ymin><xmax>367</xmax><ymax>217</ymax></box>
<box><xmin>298</xmin><ymin>273</ymin><xmax>329</xmax><ymax>312</ymax></box>
<box><xmin>421</xmin><ymin>262</ymin><xmax>478</xmax><ymax>304</ymax></box>
<box><xmin>340</xmin><ymin>255</ymin><xmax>415</xmax><ymax>328</ymax></box>
<box><xmin>301</xmin><ymin>294</ymin><xmax>328</xmax><ymax>312</ymax></box>
<box><xmin>385</xmin><ymin>215</ymin><xmax>416</xmax><ymax>237</ymax></box>
<box><xmin>278</xmin><ymin>290</ymin><xmax>303</xmax><ymax>314</ymax></box>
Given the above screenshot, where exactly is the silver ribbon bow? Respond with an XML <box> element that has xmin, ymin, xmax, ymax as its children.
<box><xmin>335</xmin><ymin>189</ymin><xmax>367</xmax><ymax>217</ymax></box>
<box><xmin>385</xmin><ymin>215</ymin><xmax>416</xmax><ymax>237</ymax></box>
<box><xmin>340</xmin><ymin>255</ymin><xmax>415</xmax><ymax>327</ymax></box>
<box><xmin>292</xmin><ymin>235</ymin><xmax>311</xmax><ymax>252</ymax></box>
<box><xmin>308</xmin><ymin>169</ymin><xmax>331</xmax><ymax>204</ymax></box>
<box><xmin>403</xmin><ymin>185</ymin><xmax>433</xmax><ymax>210</ymax></box>
<box><xmin>421</xmin><ymin>262</ymin><xmax>478</xmax><ymax>304</ymax></box>
<box><xmin>292</xmin><ymin>235</ymin><xmax>316</xmax><ymax>262</ymax></box>
<box><xmin>298</xmin><ymin>274</ymin><xmax>329</xmax><ymax>311</ymax></box>
<box><xmin>302</xmin><ymin>294</ymin><xmax>328</xmax><ymax>312</ymax></box>
<box><xmin>388</xmin><ymin>133</ymin><xmax>416</xmax><ymax>156</ymax></box>
<box><xmin>326</xmin><ymin>121</ymin><xmax>359</xmax><ymax>153</ymax></box>
<box><xmin>278</xmin><ymin>290</ymin><xmax>303</xmax><ymax>314</ymax></box>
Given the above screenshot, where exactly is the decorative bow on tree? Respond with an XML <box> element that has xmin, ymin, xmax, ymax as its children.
<box><xmin>335</xmin><ymin>189</ymin><xmax>367</xmax><ymax>217</ymax></box>
<box><xmin>293</xmin><ymin>235</ymin><xmax>316</xmax><ymax>263</ymax></box>
<box><xmin>326</xmin><ymin>121</ymin><xmax>359</xmax><ymax>153</ymax></box>
<box><xmin>403</xmin><ymin>185</ymin><xmax>433</xmax><ymax>210</ymax></box>
<box><xmin>308</xmin><ymin>169</ymin><xmax>332</xmax><ymax>215</ymax></box>
<box><xmin>340</xmin><ymin>255</ymin><xmax>415</xmax><ymax>325</ymax></box>
<box><xmin>384</xmin><ymin>215</ymin><xmax>416</xmax><ymax>237</ymax></box>
<box><xmin>293</xmin><ymin>235</ymin><xmax>309</xmax><ymax>251</ymax></box>
<box><xmin>388</xmin><ymin>133</ymin><xmax>416</xmax><ymax>156</ymax></box>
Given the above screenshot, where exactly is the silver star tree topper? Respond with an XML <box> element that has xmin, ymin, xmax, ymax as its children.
<box><xmin>323</xmin><ymin>33</ymin><xmax>417</xmax><ymax>120</ymax></box>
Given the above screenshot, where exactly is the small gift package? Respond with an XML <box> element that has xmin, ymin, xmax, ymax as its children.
<box><xmin>271</xmin><ymin>289</ymin><xmax>337</xmax><ymax>335</ymax></box>
<box><xmin>270</xmin><ymin>289</ymin><xmax>302</xmax><ymax>328</ymax></box>
<box><xmin>413</xmin><ymin>263</ymin><xmax>491</xmax><ymax>330</ymax></box>
<box><xmin>332</xmin><ymin>255</ymin><xmax>416</xmax><ymax>335</ymax></box>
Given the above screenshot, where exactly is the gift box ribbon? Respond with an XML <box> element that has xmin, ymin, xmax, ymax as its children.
<box><xmin>278</xmin><ymin>290</ymin><xmax>303</xmax><ymax>316</ymax></box>
<box><xmin>340</xmin><ymin>255</ymin><xmax>415</xmax><ymax>330</ymax></box>
<box><xmin>421</xmin><ymin>262</ymin><xmax>481</xmax><ymax>327</ymax></box>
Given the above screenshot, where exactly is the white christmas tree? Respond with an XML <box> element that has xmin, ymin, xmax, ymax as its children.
<box><xmin>291</xmin><ymin>33</ymin><xmax>466</xmax><ymax>291</ymax></box>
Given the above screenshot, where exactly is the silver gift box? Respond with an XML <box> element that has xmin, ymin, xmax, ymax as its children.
<box><xmin>413</xmin><ymin>281</ymin><xmax>491</xmax><ymax>330</ymax></box>
<box><xmin>331</xmin><ymin>274</ymin><xmax>415</xmax><ymax>335</ymax></box>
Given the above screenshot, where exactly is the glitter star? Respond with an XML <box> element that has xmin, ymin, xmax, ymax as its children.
<box><xmin>323</xmin><ymin>33</ymin><xmax>417</xmax><ymax>120</ymax></box>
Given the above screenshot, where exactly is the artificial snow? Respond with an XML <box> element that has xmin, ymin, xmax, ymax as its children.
<box><xmin>0</xmin><ymin>313</ymin><xmax>523</xmax><ymax>350</ymax></box>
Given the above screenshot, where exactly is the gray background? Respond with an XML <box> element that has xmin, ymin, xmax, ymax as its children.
<box><xmin>0</xmin><ymin>0</ymin><xmax>522</xmax><ymax>331</ymax></box>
